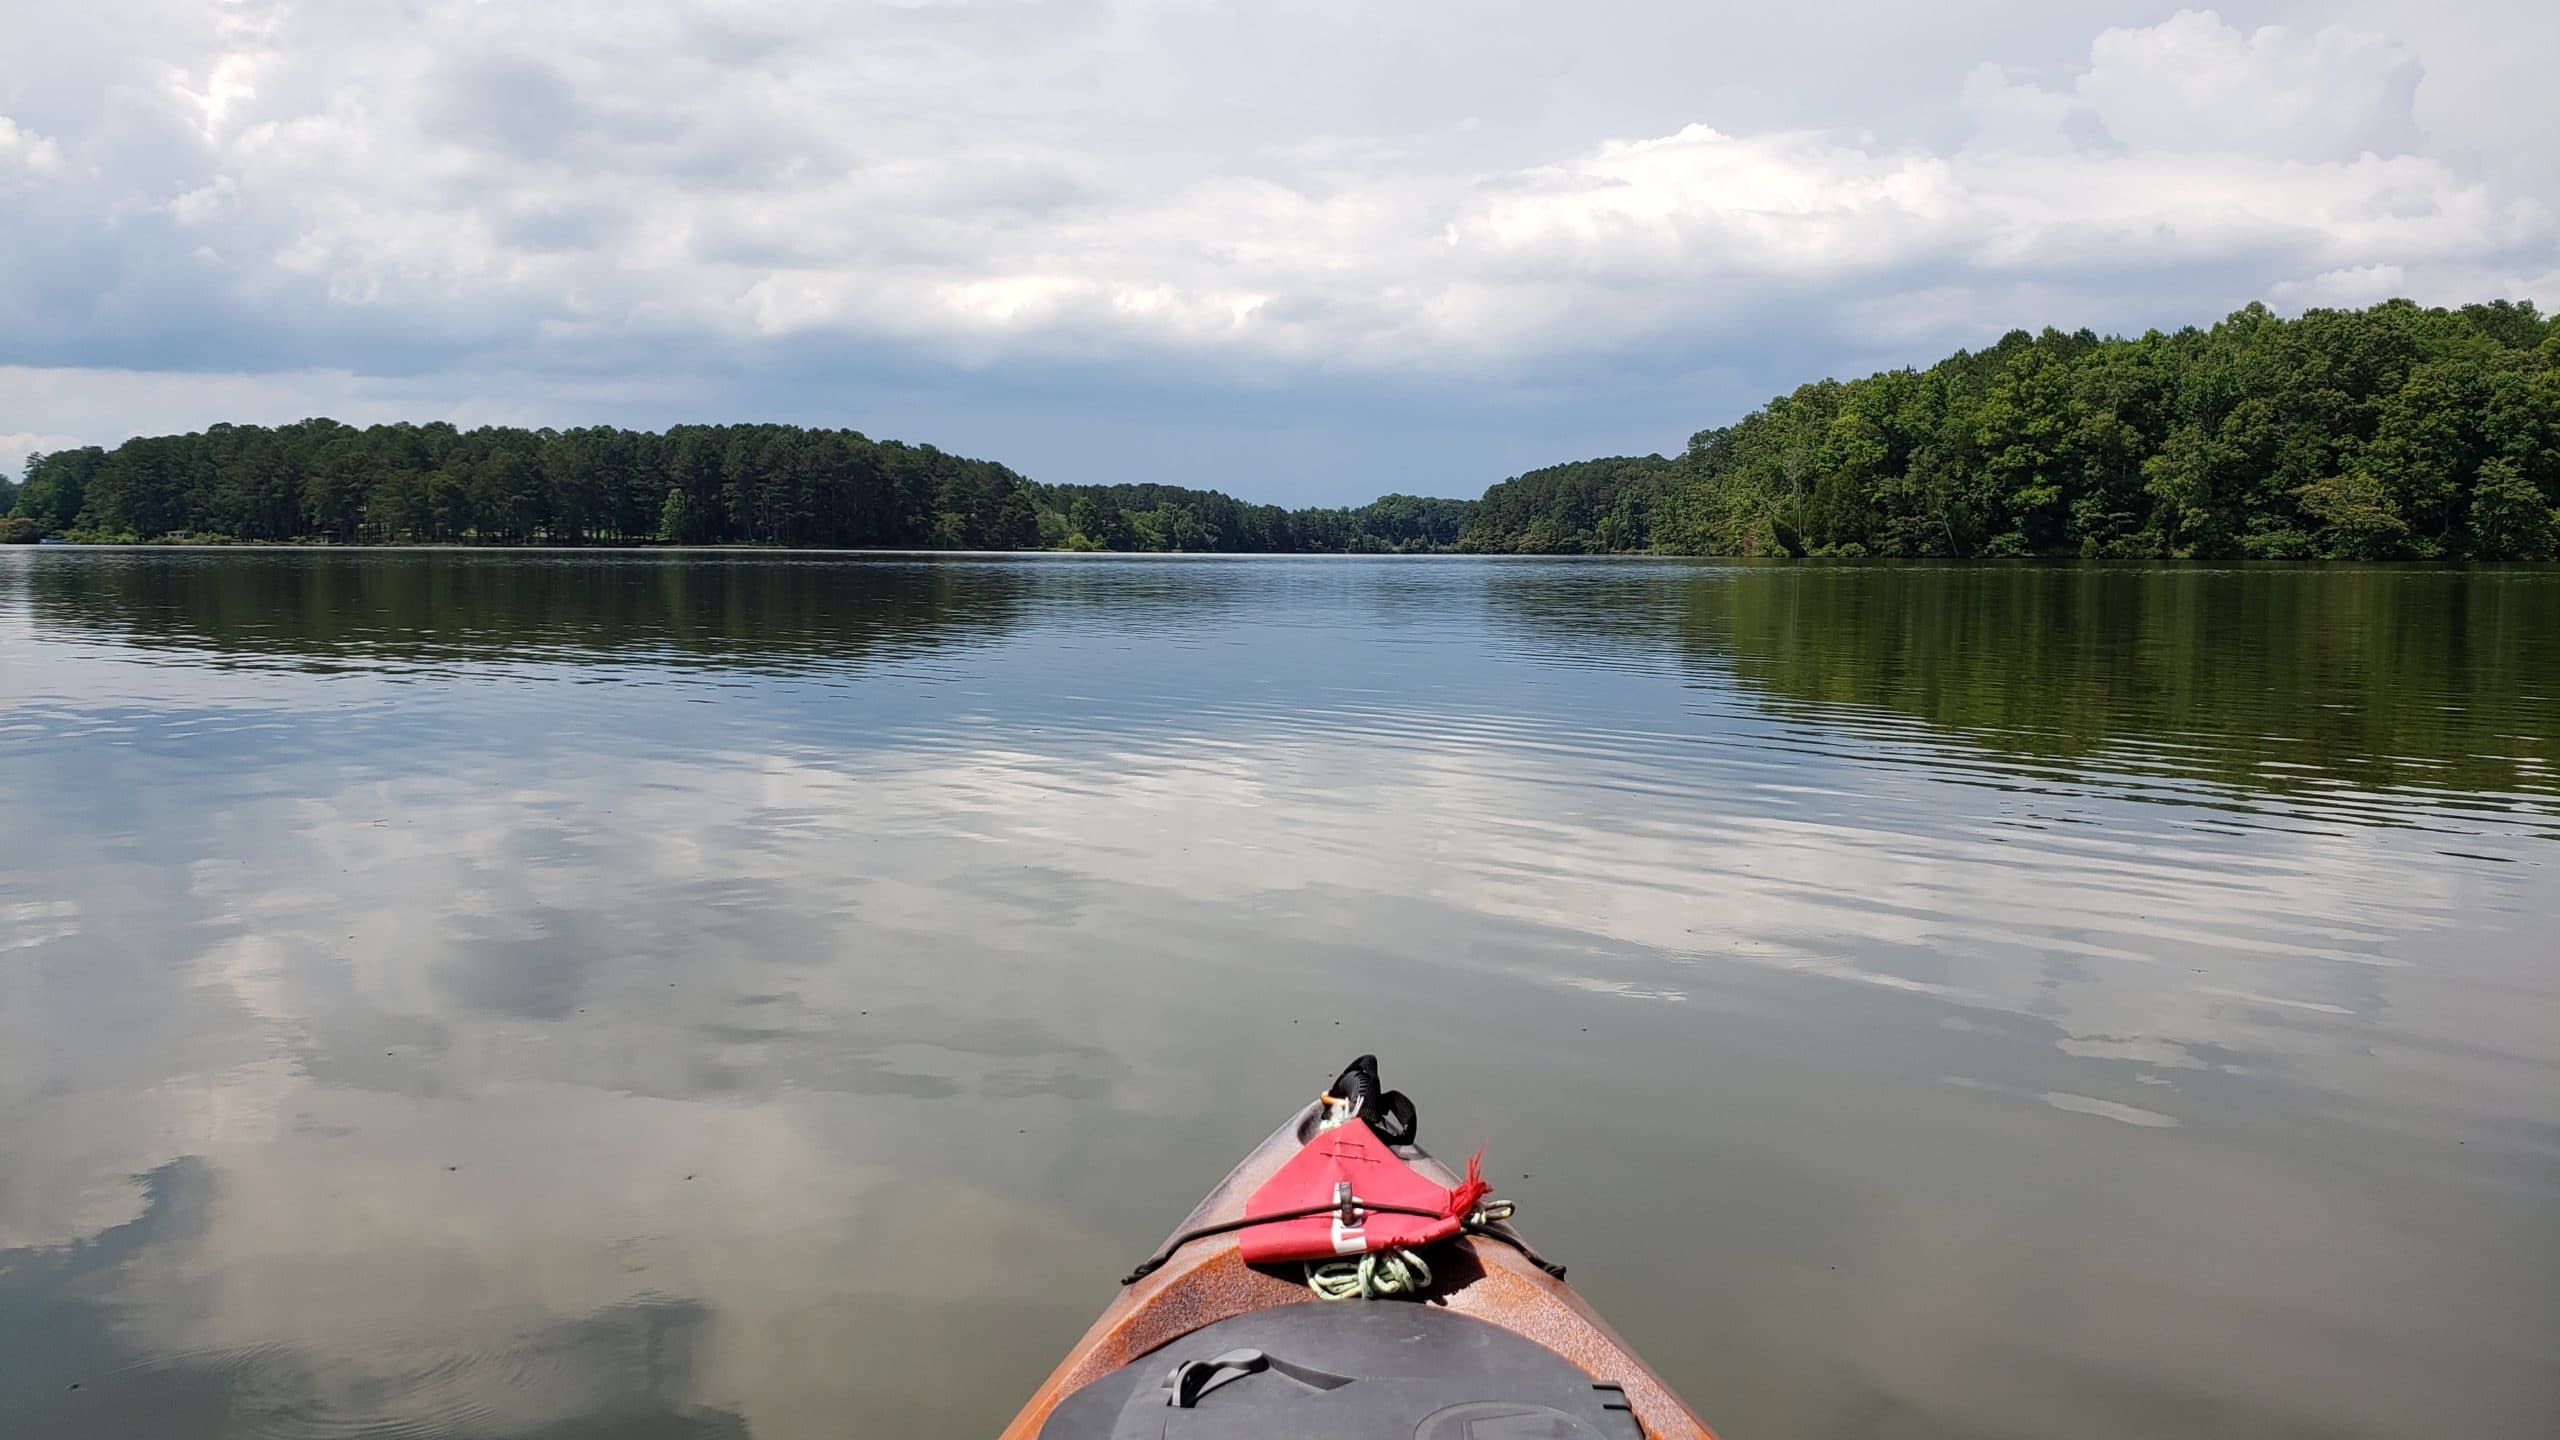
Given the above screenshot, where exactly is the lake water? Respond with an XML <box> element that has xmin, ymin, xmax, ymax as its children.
<box><xmin>2</xmin><ymin>549</ymin><xmax>2555</xmax><ymax>1440</ymax></box>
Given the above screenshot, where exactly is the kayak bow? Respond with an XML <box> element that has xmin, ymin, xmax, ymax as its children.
<box><xmin>1001</xmin><ymin>1058</ymin><xmax>1715</xmax><ymax>1439</ymax></box>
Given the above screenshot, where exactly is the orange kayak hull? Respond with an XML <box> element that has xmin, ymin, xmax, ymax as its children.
<box><xmin>999</xmin><ymin>1101</ymin><xmax>1715</xmax><ymax>1439</ymax></box>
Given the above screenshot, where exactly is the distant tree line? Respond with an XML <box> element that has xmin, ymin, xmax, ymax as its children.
<box><xmin>4</xmin><ymin>421</ymin><xmax>1473</xmax><ymax>553</ymax></box>
<box><xmin>1459</xmin><ymin>299</ymin><xmax>2560</xmax><ymax>560</ymax></box>
<box><xmin>15</xmin><ymin>298</ymin><xmax>2558</xmax><ymax>560</ymax></box>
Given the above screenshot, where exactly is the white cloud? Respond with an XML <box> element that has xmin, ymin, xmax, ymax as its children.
<box><xmin>0</xmin><ymin>3</ymin><xmax>2552</xmax><ymax>480</ymax></box>
<box><xmin>0</xmin><ymin>430</ymin><xmax>84</xmax><ymax>478</ymax></box>
<box><xmin>2269</xmin><ymin>262</ymin><xmax>2411</xmax><ymax>308</ymax></box>
<box><xmin>2374</xmin><ymin>0</ymin><xmax>2560</xmax><ymax>191</ymax></box>
<box><xmin>2075</xmin><ymin>9</ymin><xmax>2423</xmax><ymax>159</ymax></box>
<box><xmin>0</xmin><ymin>114</ymin><xmax>62</xmax><ymax>173</ymax></box>
<box><xmin>1958</xmin><ymin>64</ymin><xmax>2084</xmax><ymax>154</ymax></box>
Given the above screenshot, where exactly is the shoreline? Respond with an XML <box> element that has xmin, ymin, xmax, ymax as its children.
<box><xmin>5</xmin><ymin>540</ymin><xmax>2541</xmax><ymax>567</ymax></box>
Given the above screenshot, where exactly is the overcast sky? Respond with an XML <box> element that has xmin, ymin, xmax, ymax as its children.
<box><xmin>3</xmin><ymin>1</ymin><xmax>2554</xmax><ymax>502</ymax></box>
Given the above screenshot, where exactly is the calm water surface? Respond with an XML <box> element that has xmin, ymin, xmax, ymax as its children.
<box><xmin>2</xmin><ymin>550</ymin><xmax>2554</xmax><ymax>1440</ymax></box>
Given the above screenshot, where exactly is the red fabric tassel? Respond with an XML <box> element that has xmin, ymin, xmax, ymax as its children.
<box><xmin>1442</xmin><ymin>1147</ymin><xmax>1490</xmax><ymax>1220</ymax></box>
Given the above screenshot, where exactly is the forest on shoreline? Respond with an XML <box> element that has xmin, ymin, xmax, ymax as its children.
<box><xmin>1457</xmin><ymin>298</ymin><xmax>2560</xmax><ymax>560</ymax></box>
<box><xmin>8</xmin><ymin>298</ymin><xmax>2556</xmax><ymax>559</ymax></box>
<box><xmin>2</xmin><ymin>423</ymin><xmax>1471</xmax><ymax>554</ymax></box>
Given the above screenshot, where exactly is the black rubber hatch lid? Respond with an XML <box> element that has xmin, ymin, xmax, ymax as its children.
<box><xmin>1036</xmin><ymin>1302</ymin><xmax>1643</xmax><ymax>1440</ymax></box>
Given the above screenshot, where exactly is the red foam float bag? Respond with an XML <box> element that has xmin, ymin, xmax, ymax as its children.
<box><xmin>1237</xmin><ymin>1116</ymin><xmax>1489</xmax><ymax>1264</ymax></box>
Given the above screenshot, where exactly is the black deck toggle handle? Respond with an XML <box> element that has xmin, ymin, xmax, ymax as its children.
<box><xmin>1163</xmin><ymin>1348</ymin><xmax>1357</xmax><ymax>1408</ymax></box>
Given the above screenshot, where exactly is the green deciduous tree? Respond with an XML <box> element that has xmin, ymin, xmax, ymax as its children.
<box><xmin>2466</xmin><ymin>458</ymin><xmax>2557</xmax><ymax>560</ymax></box>
<box><xmin>1461</xmin><ymin>298</ymin><xmax>2559</xmax><ymax>560</ymax></box>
